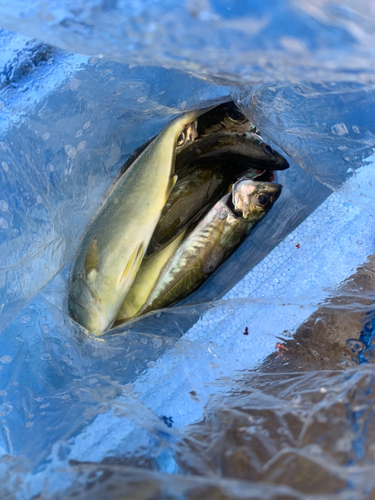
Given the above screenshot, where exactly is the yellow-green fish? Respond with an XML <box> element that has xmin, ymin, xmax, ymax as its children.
<box><xmin>68</xmin><ymin>108</ymin><xmax>209</xmax><ymax>336</ymax></box>
<box><xmin>138</xmin><ymin>179</ymin><xmax>282</xmax><ymax>315</ymax></box>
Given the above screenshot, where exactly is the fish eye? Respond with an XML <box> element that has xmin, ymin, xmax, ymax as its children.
<box><xmin>257</xmin><ymin>194</ymin><xmax>268</xmax><ymax>206</ymax></box>
<box><xmin>227</xmin><ymin>108</ymin><xmax>246</xmax><ymax>122</ymax></box>
<box><xmin>261</xmin><ymin>143</ymin><xmax>273</xmax><ymax>155</ymax></box>
<box><xmin>177</xmin><ymin>131</ymin><xmax>186</xmax><ymax>146</ymax></box>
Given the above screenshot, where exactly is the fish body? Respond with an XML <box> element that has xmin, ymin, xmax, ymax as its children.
<box><xmin>68</xmin><ymin>108</ymin><xmax>207</xmax><ymax>336</ymax></box>
<box><xmin>176</xmin><ymin>131</ymin><xmax>289</xmax><ymax>174</ymax></box>
<box><xmin>138</xmin><ymin>179</ymin><xmax>282</xmax><ymax>315</ymax></box>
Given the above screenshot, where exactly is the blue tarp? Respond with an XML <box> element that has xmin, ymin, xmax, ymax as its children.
<box><xmin>1</xmin><ymin>2</ymin><xmax>375</xmax><ymax>499</ymax></box>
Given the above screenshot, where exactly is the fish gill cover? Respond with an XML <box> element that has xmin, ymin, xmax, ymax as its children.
<box><xmin>1</xmin><ymin>1</ymin><xmax>375</xmax><ymax>499</ymax></box>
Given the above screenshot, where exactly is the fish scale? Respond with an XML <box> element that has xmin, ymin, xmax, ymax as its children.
<box><xmin>141</xmin><ymin>216</ymin><xmax>228</xmax><ymax>312</ymax></box>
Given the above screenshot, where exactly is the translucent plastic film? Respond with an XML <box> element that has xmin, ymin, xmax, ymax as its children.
<box><xmin>1</xmin><ymin>2</ymin><xmax>375</xmax><ymax>499</ymax></box>
<box><xmin>236</xmin><ymin>83</ymin><xmax>375</xmax><ymax>213</ymax></box>
<box><xmin>1</xmin><ymin>0</ymin><xmax>375</xmax><ymax>85</ymax></box>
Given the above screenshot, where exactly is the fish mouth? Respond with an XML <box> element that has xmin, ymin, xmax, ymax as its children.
<box><xmin>68</xmin><ymin>276</ymin><xmax>111</xmax><ymax>335</ymax></box>
<box><xmin>267</xmin><ymin>149</ymin><xmax>289</xmax><ymax>171</ymax></box>
<box><xmin>225</xmin><ymin>193</ymin><xmax>242</xmax><ymax>218</ymax></box>
<box><xmin>231</xmin><ymin>134</ymin><xmax>289</xmax><ymax>171</ymax></box>
<box><xmin>251</xmin><ymin>169</ymin><xmax>276</xmax><ymax>183</ymax></box>
<box><xmin>234</xmin><ymin>166</ymin><xmax>276</xmax><ymax>185</ymax></box>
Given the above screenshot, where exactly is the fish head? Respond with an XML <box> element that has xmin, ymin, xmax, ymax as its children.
<box><xmin>175</xmin><ymin>120</ymin><xmax>199</xmax><ymax>154</ymax></box>
<box><xmin>232</xmin><ymin>179</ymin><xmax>282</xmax><ymax>221</ymax></box>
<box><xmin>68</xmin><ymin>275</ymin><xmax>112</xmax><ymax>336</ymax></box>
<box><xmin>239</xmin><ymin>133</ymin><xmax>289</xmax><ymax>170</ymax></box>
<box><xmin>198</xmin><ymin>101</ymin><xmax>256</xmax><ymax>135</ymax></box>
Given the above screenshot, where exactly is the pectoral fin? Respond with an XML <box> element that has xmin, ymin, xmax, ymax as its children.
<box><xmin>85</xmin><ymin>237</ymin><xmax>100</xmax><ymax>281</ymax></box>
<box><xmin>167</xmin><ymin>175</ymin><xmax>178</xmax><ymax>198</ymax></box>
<box><xmin>116</xmin><ymin>241</ymin><xmax>145</xmax><ymax>290</ymax></box>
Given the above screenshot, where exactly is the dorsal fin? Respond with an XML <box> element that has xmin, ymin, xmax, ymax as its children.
<box><xmin>85</xmin><ymin>237</ymin><xmax>100</xmax><ymax>281</ymax></box>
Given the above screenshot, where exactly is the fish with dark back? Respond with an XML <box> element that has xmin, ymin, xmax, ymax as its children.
<box><xmin>68</xmin><ymin>108</ymin><xmax>209</xmax><ymax>336</ymax></box>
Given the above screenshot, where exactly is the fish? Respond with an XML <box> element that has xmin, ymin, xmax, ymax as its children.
<box><xmin>115</xmin><ymin>165</ymin><xmax>271</xmax><ymax>325</ymax></box>
<box><xmin>175</xmin><ymin>131</ymin><xmax>289</xmax><ymax>174</ymax></box>
<box><xmin>68</xmin><ymin>108</ymin><xmax>210</xmax><ymax>336</ymax></box>
<box><xmin>137</xmin><ymin>179</ymin><xmax>282</xmax><ymax>316</ymax></box>
<box><xmin>115</xmin><ymin>107</ymin><xmax>285</xmax><ymax>324</ymax></box>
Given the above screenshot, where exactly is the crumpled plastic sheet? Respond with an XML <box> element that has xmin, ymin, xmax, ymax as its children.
<box><xmin>1</xmin><ymin>2</ymin><xmax>375</xmax><ymax>499</ymax></box>
<box><xmin>1</xmin><ymin>0</ymin><xmax>375</xmax><ymax>85</ymax></box>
